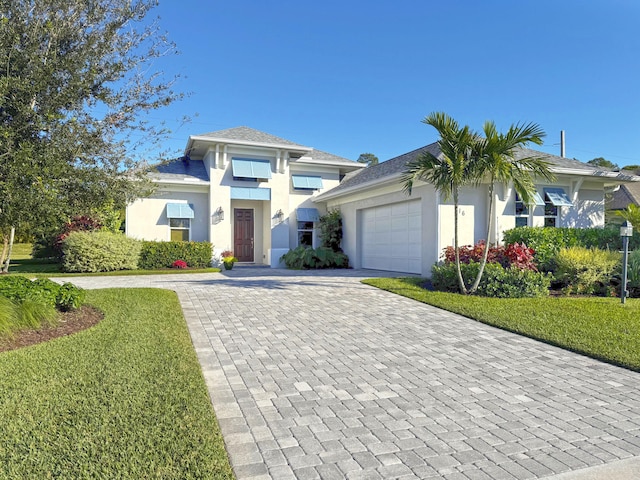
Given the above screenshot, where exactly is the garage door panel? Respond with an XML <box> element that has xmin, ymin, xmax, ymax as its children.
<box><xmin>361</xmin><ymin>200</ymin><xmax>422</xmax><ymax>274</ymax></box>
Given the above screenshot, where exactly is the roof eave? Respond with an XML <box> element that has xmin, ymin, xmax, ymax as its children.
<box><xmin>314</xmin><ymin>172</ymin><xmax>404</xmax><ymax>202</ymax></box>
<box><xmin>186</xmin><ymin>135</ymin><xmax>313</xmax><ymax>154</ymax></box>
<box><xmin>294</xmin><ymin>158</ymin><xmax>365</xmax><ymax>171</ymax></box>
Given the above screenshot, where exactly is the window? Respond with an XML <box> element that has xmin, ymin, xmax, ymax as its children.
<box><xmin>297</xmin><ymin>221</ymin><xmax>314</xmax><ymax>247</ymax></box>
<box><xmin>170</xmin><ymin>218</ymin><xmax>190</xmax><ymax>241</ymax></box>
<box><xmin>292</xmin><ymin>175</ymin><xmax>323</xmax><ymax>190</ymax></box>
<box><xmin>544</xmin><ymin>198</ymin><xmax>558</xmax><ymax>227</ymax></box>
<box><xmin>515</xmin><ymin>193</ymin><xmax>529</xmax><ymax>227</ymax></box>
<box><xmin>231</xmin><ymin>158</ymin><xmax>272</xmax><ymax>181</ymax></box>
<box><xmin>543</xmin><ymin>188</ymin><xmax>572</xmax><ymax>228</ymax></box>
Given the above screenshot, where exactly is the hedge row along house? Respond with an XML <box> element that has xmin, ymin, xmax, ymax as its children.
<box><xmin>126</xmin><ymin>127</ymin><xmax>640</xmax><ymax>276</ymax></box>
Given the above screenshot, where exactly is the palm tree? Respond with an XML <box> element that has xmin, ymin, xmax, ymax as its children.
<box><xmin>468</xmin><ymin>121</ymin><xmax>555</xmax><ymax>293</ymax></box>
<box><xmin>402</xmin><ymin>112</ymin><xmax>478</xmax><ymax>294</ymax></box>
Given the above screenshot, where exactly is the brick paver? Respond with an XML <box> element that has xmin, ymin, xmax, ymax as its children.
<box><xmin>59</xmin><ymin>269</ymin><xmax>640</xmax><ymax>479</ymax></box>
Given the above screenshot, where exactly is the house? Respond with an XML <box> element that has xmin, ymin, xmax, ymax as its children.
<box><xmin>127</xmin><ymin>127</ymin><xmax>640</xmax><ymax>276</ymax></box>
<box><xmin>313</xmin><ymin>144</ymin><xmax>640</xmax><ymax>275</ymax></box>
<box><xmin>607</xmin><ymin>181</ymin><xmax>640</xmax><ymax>212</ymax></box>
<box><xmin>125</xmin><ymin>127</ymin><xmax>365</xmax><ymax>266</ymax></box>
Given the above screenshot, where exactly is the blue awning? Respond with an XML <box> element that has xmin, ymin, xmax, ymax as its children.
<box><xmin>544</xmin><ymin>187</ymin><xmax>573</xmax><ymax>207</ymax></box>
<box><xmin>231</xmin><ymin>158</ymin><xmax>272</xmax><ymax>179</ymax></box>
<box><xmin>230</xmin><ymin>187</ymin><xmax>271</xmax><ymax>201</ymax></box>
<box><xmin>166</xmin><ymin>203</ymin><xmax>194</xmax><ymax>219</ymax></box>
<box><xmin>292</xmin><ymin>175</ymin><xmax>324</xmax><ymax>190</ymax></box>
<box><xmin>529</xmin><ymin>192</ymin><xmax>545</xmax><ymax>206</ymax></box>
<box><xmin>296</xmin><ymin>208</ymin><xmax>320</xmax><ymax>222</ymax></box>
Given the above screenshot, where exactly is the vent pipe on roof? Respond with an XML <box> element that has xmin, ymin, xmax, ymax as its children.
<box><xmin>560</xmin><ymin>130</ymin><xmax>566</xmax><ymax>158</ymax></box>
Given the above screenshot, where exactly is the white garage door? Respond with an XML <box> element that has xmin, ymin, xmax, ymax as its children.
<box><xmin>361</xmin><ymin>200</ymin><xmax>422</xmax><ymax>274</ymax></box>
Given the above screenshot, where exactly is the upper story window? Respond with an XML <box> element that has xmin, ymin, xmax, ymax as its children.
<box><xmin>231</xmin><ymin>158</ymin><xmax>272</xmax><ymax>182</ymax></box>
<box><xmin>292</xmin><ymin>175</ymin><xmax>324</xmax><ymax>191</ymax></box>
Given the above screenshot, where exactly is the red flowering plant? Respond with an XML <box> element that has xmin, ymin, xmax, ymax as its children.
<box><xmin>172</xmin><ymin>260</ymin><xmax>188</xmax><ymax>269</ymax></box>
<box><xmin>443</xmin><ymin>241</ymin><xmax>537</xmax><ymax>271</ymax></box>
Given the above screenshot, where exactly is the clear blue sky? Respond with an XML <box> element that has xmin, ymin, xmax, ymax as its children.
<box><xmin>145</xmin><ymin>0</ymin><xmax>640</xmax><ymax>167</ymax></box>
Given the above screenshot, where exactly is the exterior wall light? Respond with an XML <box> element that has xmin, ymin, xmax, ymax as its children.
<box><xmin>620</xmin><ymin>220</ymin><xmax>633</xmax><ymax>304</ymax></box>
<box><xmin>212</xmin><ymin>206</ymin><xmax>224</xmax><ymax>224</ymax></box>
<box><xmin>276</xmin><ymin>209</ymin><xmax>284</xmax><ymax>223</ymax></box>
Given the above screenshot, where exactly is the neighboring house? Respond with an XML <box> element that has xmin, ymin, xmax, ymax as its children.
<box><xmin>126</xmin><ymin>127</ymin><xmax>365</xmax><ymax>266</ymax></box>
<box><xmin>127</xmin><ymin>127</ymin><xmax>640</xmax><ymax>276</ymax></box>
<box><xmin>607</xmin><ymin>181</ymin><xmax>640</xmax><ymax>211</ymax></box>
<box><xmin>314</xmin><ymin>143</ymin><xmax>640</xmax><ymax>276</ymax></box>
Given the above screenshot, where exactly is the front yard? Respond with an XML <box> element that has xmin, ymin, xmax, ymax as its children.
<box><xmin>0</xmin><ymin>288</ymin><xmax>234</xmax><ymax>479</ymax></box>
<box><xmin>364</xmin><ymin>277</ymin><xmax>640</xmax><ymax>372</ymax></box>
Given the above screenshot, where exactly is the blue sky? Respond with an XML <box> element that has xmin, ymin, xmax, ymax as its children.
<box><xmin>146</xmin><ymin>0</ymin><xmax>640</xmax><ymax>167</ymax></box>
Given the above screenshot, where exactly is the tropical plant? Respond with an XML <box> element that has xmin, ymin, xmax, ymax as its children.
<box><xmin>467</xmin><ymin>121</ymin><xmax>554</xmax><ymax>292</ymax></box>
<box><xmin>402</xmin><ymin>112</ymin><xmax>478</xmax><ymax>293</ymax></box>
<box><xmin>615</xmin><ymin>204</ymin><xmax>640</xmax><ymax>228</ymax></box>
<box><xmin>318</xmin><ymin>210</ymin><xmax>343</xmax><ymax>252</ymax></box>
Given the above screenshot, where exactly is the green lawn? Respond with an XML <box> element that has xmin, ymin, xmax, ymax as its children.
<box><xmin>363</xmin><ymin>277</ymin><xmax>640</xmax><ymax>372</ymax></box>
<box><xmin>0</xmin><ymin>288</ymin><xmax>234</xmax><ymax>479</ymax></box>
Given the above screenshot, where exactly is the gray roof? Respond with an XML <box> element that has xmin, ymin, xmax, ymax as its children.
<box><xmin>149</xmin><ymin>158</ymin><xmax>209</xmax><ymax>182</ymax></box>
<box><xmin>320</xmin><ymin>143</ymin><xmax>626</xmax><ymax>199</ymax></box>
<box><xmin>609</xmin><ymin>182</ymin><xmax>640</xmax><ymax>210</ymax></box>
<box><xmin>195</xmin><ymin>126</ymin><xmax>309</xmax><ymax>149</ymax></box>
<box><xmin>297</xmin><ymin>148</ymin><xmax>362</xmax><ymax>168</ymax></box>
<box><xmin>320</xmin><ymin>143</ymin><xmax>441</xmax><ymax>196</ymax></box>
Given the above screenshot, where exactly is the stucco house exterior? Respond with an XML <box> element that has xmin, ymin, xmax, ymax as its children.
<box><xmin>126</xmin><ymin>127</ymin><xmax>365</xmax><ymax>266</ymax></box>
<box><xmin>127</xmin><ymin>126</ymin><xmax>639</xmax><ymax>276</ymax></box>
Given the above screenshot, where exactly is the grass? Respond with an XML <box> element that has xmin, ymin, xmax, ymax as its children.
<box><xmin>0</xmin><ymin>288</ymin><xmax>234</xmax><ymax>479</ymax></box>
<box><xmin>363</xmin><ymin>277</ymin><xmax>640</xmax><ymax>372</ymax></box>
<box><xmin>5</xmin><ymin>244</ymin><xmax>220</xmax><ymax>276</ymax></box>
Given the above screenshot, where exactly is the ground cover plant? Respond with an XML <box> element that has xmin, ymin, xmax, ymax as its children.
<box><xmin>0</xmin><ymin>288</ymin><xmax>234</xmax><ymax>479</ymax></box>
<box><xmin>363</xmin><ymin>277</ymin><xmax>640</xmax><ymax>372</ymax></box>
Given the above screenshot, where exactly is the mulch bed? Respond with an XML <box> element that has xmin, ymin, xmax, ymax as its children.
<box><xmin>0</xmin><ymin>305</ymin><xmax>104</xmax><ymax>353</ymax></box>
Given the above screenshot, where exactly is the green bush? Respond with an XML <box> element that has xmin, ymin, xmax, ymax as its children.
<box><xmin>431</xmin><ymin>261</ymin><xmax>550</xmax><ymax>298</ymax></box>
<box><xmin>62</xmin><ymin>231</ymin><xmax>141</xmax><ymax>273</ymax></box>
<box><xmin>0</xmin><ymin>277</ymin><xmax>85</xmax><ymax>312</ymax></box>
<box><xmin>281</xmin><ymin>246</ymin><xmax>349</xmax><ymax>269</ymax></box>
<box><xmin>319</xmin><ymin>210</ymin><xmax>343</xmax><ymax>252</ymax></box>
<box><xmin>15</xmin><ymin>298</ymin><xmax>58</xmax><ymax>329</ymax></box>
<box><xmin>138</xmin><ymin>241</ymin><xmax>213</xmax><ymax>269</ymax></box>
<box><xmin>0</xmin><ymin>296</ymin><xmax>19</xmax><ymax>338</ymax></box>
<box><xmin>627</xmin><ymin>250</ymin><xmax>640</xmax><ymax>298</ymax></box>
<box><xmin>503</xmin><ymin>226</ymin><xmax>640</xmax><ymax>272</ymax></box>
<box><xmin>554</xmin><ymin>246</ymin><xmax>620</xmax><ymax>295</ymax></box>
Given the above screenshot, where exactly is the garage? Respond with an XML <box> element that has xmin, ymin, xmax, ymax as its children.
<box><xmin>360</xmin><ymin>200</ymin><xmax>422</xmax><ymax>274</ymax></box>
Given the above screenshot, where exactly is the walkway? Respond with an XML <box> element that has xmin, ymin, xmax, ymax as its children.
<box><xmin>60</xmin><ymin>269</ymin><xmax>640</xmax><ymax>479</ymax></box>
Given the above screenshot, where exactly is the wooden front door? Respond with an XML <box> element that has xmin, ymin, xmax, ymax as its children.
<box><xmin>234</xmin><ymin>209</ymin><xmax>254</xmax><ymax>262</ymax></box>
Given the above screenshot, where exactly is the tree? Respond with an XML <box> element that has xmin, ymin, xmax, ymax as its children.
<box><xmin>0</xmin><ymin>0</ymin><xmax>184</xmax><ymax>271</ymax></box>
<box><xmin>402</xmin><ymin>112</ymin><xmax>478</xmax><ymax>294</ymax></box>
<box><xmin>467</xmin><ymin>121</ymin><xmax>555</xmax><ymax>293</ymax></box>
<box><xmin>357</xmin><ymin>153</ymin><xmax>379</xmax><ymax>167</ymax></box>
<box><xmin>587</xmin><ymin>157</ymin><xmax>619</xmax><ymax>170</ymax></box>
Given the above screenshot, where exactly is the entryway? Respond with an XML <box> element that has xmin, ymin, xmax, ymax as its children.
<box><xmin>234</xmin><ymin>208</ymin><xmax>254</xmax><ymax>262</ymax></box>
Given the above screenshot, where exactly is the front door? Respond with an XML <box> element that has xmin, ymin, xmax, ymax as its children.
<box><xmin>234</xmin><ymin>209</ymin><xmax>254</xmax><ymax>262</ymax></box>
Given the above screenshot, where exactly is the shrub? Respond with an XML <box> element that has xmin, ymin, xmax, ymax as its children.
<box><xmin>172</xmin><ymin>260</ymin><xmax>188</xmax><ymax>269</ymax></box>
<box><xmin>626</xmin><ymin>250</ymin><xmax>640</xmax><ymax>298</ymax></box>
<box><xmin>0</xmin><ymin>277</ymin><xmax>84</xmax><ymax>311</ymax></box>
<box><xmin>62</xmin><ymin>231</ymin><xmax>141</xmax><ymax>273</ymax></box>
<box><xmin>0</xmin><ymin>296</ymin><xmax>19</xmax><ymax>337</ymax></box>
<box><xmin>16</xmin><ymin>298</ymin><xmax>58</xmax><ymax>329</ymax></box>
<box><xmin>554</xmin><ymin>246</ymin><xmax>620</xmax><ymax>295</ymax></box>
<box><xmin>431</xmin><ymin>261</ymin><xmax>549</xmax><ymax>298</ymax></box>
<box><xmin>503</xmin><ymin>226</ymin><xmax>640</xmax><ymax>272</ymax></box>
<box><xmin>319</xmin><ymin>210</ymin><xmax>343</xmax><ymax>252</ymax></box>
<box><xmin>281</xmin><ymin>246</ymin><xmax>349</xmax><ymax>269</ymax></box>
<box><xmin>33</xmin><ymin>215</ymin><xmax>103</xmax><ymax>259</ymax></box>
<box><xmin>56</xmin><ymin>283</ymin><xmax>86</xmax><ymax>311</ymax></box>
<box><xmin>442</xmin><ymin>241</ymin><xmax>537</xmax><ymax>271</ymax></box>
<box><xmin>139</xmin><ymin>241</ymin><xmax>213</xmax><ymax>269</ymax></box>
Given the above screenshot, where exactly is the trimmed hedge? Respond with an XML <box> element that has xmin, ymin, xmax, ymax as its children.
<box><xmin>503</xmin><ymin>226</ymin><xmax>640</xmax><ymax>271</ymax></box>
<box><xmin>138</xmin><ymin>241</ymin><xmax>213</xmax><ymax>269</ymax></box>
<box><xmin>62</xmin><ymin>231</ymin><xmax>141</xmax><ymax>273</ymax></box>
<box><xmin>431</xmin><ymin>261</ymin><xmax>550</xmax><ymax>298</ymax></box>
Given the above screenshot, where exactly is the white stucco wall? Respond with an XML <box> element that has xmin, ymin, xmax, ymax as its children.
<box><xmin>126</xmin><ymin>188</ymin><xmax>209</xmax><ymax>242</ymax></box>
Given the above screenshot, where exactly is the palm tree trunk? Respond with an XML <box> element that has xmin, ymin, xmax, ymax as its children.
<box><xmin>453</xmin><ymin>188</ymin><xmax>468</xmax><ymax>294</ymax></box>
<box><xmin>469</xmin><ymin>182</ymin><xmax>494</xmax><ymax>293</ymax></box>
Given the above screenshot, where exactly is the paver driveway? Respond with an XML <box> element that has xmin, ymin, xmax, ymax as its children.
<box><xmin>61</xmin><ymin>269</ymin><xmax>640</xmax><ymax>479</ymax></box>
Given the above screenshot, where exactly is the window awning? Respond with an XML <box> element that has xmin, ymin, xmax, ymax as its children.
<box><xmin>292</xmin><ymin>175</ymin><xmax>323</xmax><ymax>190</ymax></box>
<box><xmin>528</xmin><ymin>192</ymin><xmax>546</xmax><ymax>206</ymax></box>
<box><xmin>544</xmin><ymin>187</ymin><xmax>573</xmax><ymax>207</ymax></box>
<box><xmin>166</xmin><ymin>203</ymin><xmax>194</xmax><ymax>219</ymax></box>
<box><xmin>296</xmin><ymin>208</ymin><xmax>320</xmax><ymax>222</ymax></box>
<box><xmin>231</xmin><ymin>158</ymin><xmax>272</xmax><ymax>179</ymax></box>
<box><xmin>230</xmin><ymin>187</ymin><xmax>271</xmax><ymax>201</ymax></box>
